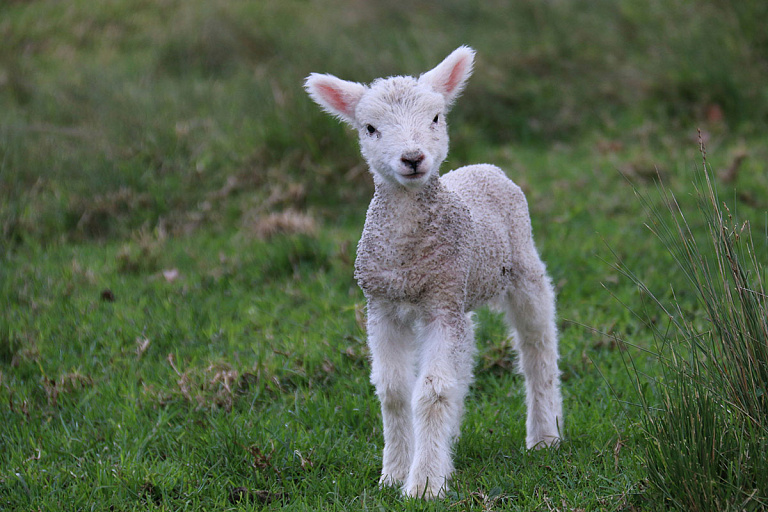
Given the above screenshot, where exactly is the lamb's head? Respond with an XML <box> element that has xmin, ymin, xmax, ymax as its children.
<box><xmin>305</xmin><ymin>46</ymin><xmax>475</xmax><ymax>189</ymax></box>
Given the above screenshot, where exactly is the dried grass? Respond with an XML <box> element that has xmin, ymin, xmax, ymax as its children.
<box><xmin>246</xmin><ymin>209</ymin><xmax>318</xmax><ymax>240</ymax></box>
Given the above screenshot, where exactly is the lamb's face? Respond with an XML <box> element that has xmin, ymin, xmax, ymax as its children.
<box><xmin>305</xmin><ymin>46</ymin><xmax>475</xmax><ymax>190</ymax></box>
<box><xmin>355</xmin><ymin>77</ymin><xmax>449</xmax><ymax>189</ymax></box>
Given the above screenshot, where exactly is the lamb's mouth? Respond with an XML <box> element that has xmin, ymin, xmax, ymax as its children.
<box><xmin>400</xmin><ymin>171</ymin><xmax>426</xmax><ymax>180</ymax></box>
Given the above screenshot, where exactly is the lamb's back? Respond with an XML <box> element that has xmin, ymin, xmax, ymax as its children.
<box><xmin>440</xmin><ymin>164</ymin><xmax>530</xmax><ymax>234</ymax></box>
<box><xmin>440</xmin><ymin>164</ymin><xmax>536</xmax><ymax>307</ymax></box>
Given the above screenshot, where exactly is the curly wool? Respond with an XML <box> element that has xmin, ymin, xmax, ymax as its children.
<box><xmin>355</xmin><ymin>164</ymin><xmax>542</xmax><ymax>311</ymax></box>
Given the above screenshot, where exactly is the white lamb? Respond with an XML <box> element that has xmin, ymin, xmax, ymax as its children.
<box><xmin>305</xmin><ymin>46</ymin><xmax>563</xmax><ymax>499</ymax></box>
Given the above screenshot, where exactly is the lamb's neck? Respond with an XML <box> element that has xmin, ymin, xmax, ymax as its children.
<box><xmin>371</xmin><ymin>172</ymin><xmax>443</xmax><ymax>214</ymax></box>
<box><xmin>364</xmin><ymin>173</ymin><xmax>450</xmax><ymax>251</ymax></box>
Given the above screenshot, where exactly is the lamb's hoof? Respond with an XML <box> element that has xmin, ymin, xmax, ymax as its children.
<box><xmin>402</xmin><ymin>478</ymin><xmax>447</xmax><ymax>500</ymax></box>
<box><xmin>378</xmin><ymin>472</ymin><xmax>405</xmax><ymax>489</ymax></box>
<box><xmin>527</xmin><ymin>434</ymin><xmax>561</xmax><ymax>450</ymax></box>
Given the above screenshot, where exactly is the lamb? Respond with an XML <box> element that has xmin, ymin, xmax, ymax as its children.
<box><xmin>304</xmin><ymin>46</ymin><xmax>563</xmax><ymax>499</ymax></box>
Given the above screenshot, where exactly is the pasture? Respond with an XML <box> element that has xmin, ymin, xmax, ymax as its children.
<box><xmin>2</xmin><ymin>1</ymin><xmax>767</xmax><ymax>510</ymax></box>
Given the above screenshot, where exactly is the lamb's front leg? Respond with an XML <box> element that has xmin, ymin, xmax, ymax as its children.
<box><xmin>404</xmin><ymin>313</ymin><xmax>475</xmax><ymax>499</ymax></box>
<box><xmin>367</xmin><ymin>302</ymin><xmax>417</xmax><ymax>487</ymax></box>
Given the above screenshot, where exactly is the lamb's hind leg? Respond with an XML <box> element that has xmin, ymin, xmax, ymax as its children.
<box><xmin>504</xmin><ymin>262</ymin><xmax>563</xmax><ymax>448</ymax></box>
<box><xmin>367</xmin><ymin>302</ymin><xmax>417</xmax><ymax>487</ymax></box>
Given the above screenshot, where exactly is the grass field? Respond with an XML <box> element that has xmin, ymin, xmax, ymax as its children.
<box><xmin>2</xmin><ymin>1</ymin><xmax>768</xmax><ymax>510</ymax></box>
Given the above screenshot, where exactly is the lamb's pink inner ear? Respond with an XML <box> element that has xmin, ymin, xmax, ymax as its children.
<box><xmin>445</xmin><ymin>59</ymin><xmax>469</xmax><ymax>95</ymax></box>
<box><xmin>318</xmin><ymin>83</ymin><xmax>353</xmax><ymax>119</ymax></box>
<box><xmin>420</xmin><ymin>47</ymin><xmax>475</xmax><ymax>104</ymax></box>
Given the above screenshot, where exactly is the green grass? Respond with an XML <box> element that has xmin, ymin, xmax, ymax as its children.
<box><xmin>0</xmin><ymin>228</ymin><xmax>648</xmax><ymax>510</ymax></box>
<box><xmin>2</xmin><ymin>0</ymin><xmax>768</xmax><ymax>510</ymax></box>
<box><xmin>617</xmin><ymin>159</ymin><xmax>768</xmax><ymax>511</ymax></box>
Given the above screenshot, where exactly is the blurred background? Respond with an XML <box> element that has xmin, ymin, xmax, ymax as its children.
<box><xmin>2</xmin><ymin>0</ymin><xmax>767</xmax><ymax>249</ymax></box>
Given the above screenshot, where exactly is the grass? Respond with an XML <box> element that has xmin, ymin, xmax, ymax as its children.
<box><xmin>1</xmin><ymin>0</ymin><xmax>768</xmax><ymax>510</ymax></box>
<box><xmin>617</xmin><ymin>150</ymin><xmax>768</xmax><ymax>511</ymax></box>
<box><xmin>1</xmin><ymin>228</ymin><xmax>647</xmax><ymax>510</ymax></box>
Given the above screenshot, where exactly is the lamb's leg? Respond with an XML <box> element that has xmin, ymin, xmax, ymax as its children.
<box><xmin>505</xmin><ymin>265</ymin><xmax>563</xmax><ymax>448</ymax></box>
<box><xmin>367</xmin><ymin>303</ymin><xmax>417</xmax><ymax>487</ymax></box>
<box><xmin>404</xmin><ymin>313</ymin><xmax>474</xmax><ymax>499</ymax></box>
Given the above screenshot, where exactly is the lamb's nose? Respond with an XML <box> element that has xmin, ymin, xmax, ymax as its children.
<box><xmin>401</xmin><ymin>152</ymin><xmax>425</xmax><ymax>171</ymax></box>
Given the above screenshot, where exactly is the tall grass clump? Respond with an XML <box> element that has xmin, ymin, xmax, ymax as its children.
<box><xmin>619</xmin><ymin>143</ymin><xmax>768</xmax><ymax>511</ymax></box>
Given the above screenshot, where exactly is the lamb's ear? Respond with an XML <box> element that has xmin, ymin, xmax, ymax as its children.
<box><xmin>304</xmin><ymin>73</ymin><xmax>366</xmax><ymax>125</ymax></box>
<box><xmin>418</xmin><ymin>46</ymin><xmax>475</xmax><ymax>108</ymax></box>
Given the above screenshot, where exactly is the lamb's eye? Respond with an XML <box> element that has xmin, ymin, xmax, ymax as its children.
<box><xmin>366</xmin><ymin>124</ymin><xmax>377</xmax><ymax>135</ymax></box>
<box><xmin>432</xmin><ymin>114</ymin><xmax>440</xmax><ymax>124</ymax></box>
